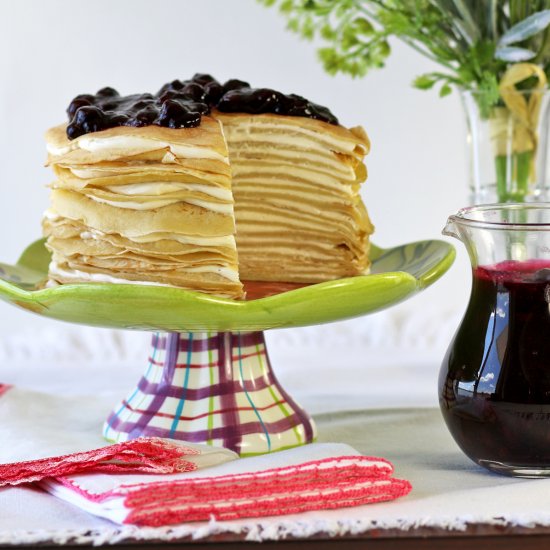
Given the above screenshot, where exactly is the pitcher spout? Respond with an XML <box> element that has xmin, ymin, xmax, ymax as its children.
<box><xmin>442</xmin><ymin>216</ymin><xmax>461</xmax><ymax>241</ymax></box>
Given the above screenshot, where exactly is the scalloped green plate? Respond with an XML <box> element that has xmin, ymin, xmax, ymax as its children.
<box><xmin>0</xmin><ymin>239</ymin><xmax>454</xmax><ymax>332</ymax></box>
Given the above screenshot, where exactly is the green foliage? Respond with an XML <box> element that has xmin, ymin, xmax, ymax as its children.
<box><xmin>413</xmin><ymin>74</ymin><xmax>438</xmax><ymax>90</ymax></box>
<box><xmin>440</xmin><ymin>83</ymin><xmax>453</xmax><ymax>97</ymax></box>
<box><xmin>259</xmin><ymin>0</ymin><xmax>550</xmax><ymax>111</ymax></box>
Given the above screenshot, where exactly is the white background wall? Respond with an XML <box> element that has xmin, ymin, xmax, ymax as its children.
<box><xmin>0</xmin><ymin>0</ymin><xmax>472</xmax><ymax>383</ymax></box>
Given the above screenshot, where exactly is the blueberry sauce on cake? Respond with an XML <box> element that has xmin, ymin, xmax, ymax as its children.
<box><xmin>216</xmin><ymin>87</ymin><xmax>338</xmax><ymax>124</ymax></box>
<box><xmin>65</xmin><ymin>74</ymin><xmax>338</xmax><ymax>139</ymax></box>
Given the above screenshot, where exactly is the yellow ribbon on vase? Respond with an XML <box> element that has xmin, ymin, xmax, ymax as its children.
<box><xmin>494</xmin><ymin>63</ymin><xmax>547</xmax><ymax>179</ymax></box>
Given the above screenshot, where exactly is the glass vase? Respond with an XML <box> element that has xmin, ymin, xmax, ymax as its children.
<box><xmin>462</xmin><ymin>89</ymin><xmax>550</xmax><ymax>205</ymax></box>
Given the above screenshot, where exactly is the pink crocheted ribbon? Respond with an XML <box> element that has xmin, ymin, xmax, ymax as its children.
<box><xmin>0</xmin><ymin>437</ymin><xmax>199</xmax><ymax>487</ymax></box>
<box><xmin>0</xmin><ymin>384</ymin><xmax>12</xmax><ymax>399</ymax></box>
<box><xmin>56</xmin><ymin>455</ymin><xmax>409</xmax><ymax>526</ymax></box>
<box><xmin>124</xmin><ymin>456</ymin><xmax>411</xmax><ymax>526</ymax></box>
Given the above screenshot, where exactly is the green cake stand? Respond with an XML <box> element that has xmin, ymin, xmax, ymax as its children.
<box><xmin>0</xmin><ymin>239</ymin><xmax>454</xmax><ymax>456</ymax></box>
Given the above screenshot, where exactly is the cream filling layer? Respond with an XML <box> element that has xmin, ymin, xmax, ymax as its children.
<box><xmin>49</xmin><ymin>261</ymin><xmax>172</xmax><ymax>286</ymax></box>
<box><xmin>80</xmin><ymin>227</ymin><xmax>237</xmax><ymax>248</ymax></box>
<box><xmin>68</xmin><ymin>167</ymin><xmax>187</xmax><ymax>179</ymax></box>
<box><xmin>43</xmin><ymin>209</ymin><xmax>60</xmax><ymax>221</ymax></box>
<box><xmin>87</xmin><ymin>194</ymin><xmax>234</xmax><ymax>214</ymax></box>
<box><xmin>50</xmin><ymin>260</ymin><xmax>239</xmax><ymax>283</ymax></box>
<box><xmin>132</xmin><ymin>232</ymin><xmax>236</xmax><ymax>247</ymax></box>
<box><xmin>104</xmin><ymin>182</ymin><xmax>233</xmax><ymax>200</ymax></box>
<box><xmin>88</xmin><ymin>196</ymin><xmax>177</xmax><ymax>210</ymax></box>
<box><xmin>48</xmin><ymin>135</ymin><xmax>229</xmax><ymax>164</ymax></box>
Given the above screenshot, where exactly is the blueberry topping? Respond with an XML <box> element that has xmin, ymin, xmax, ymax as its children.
<box><xmin>130</xmin><ymin>99</ymin><xmax>155</xmax><ymax>110</ymax></box>
<box><xmin>66</xmin><ymin>94</ymin><xmax>95</xmax><ymax>118</ymax></box>
<box><xmin>182</xmin><ymin>83</ymin><xmax>207</xmax><ymax>102</ymax></box>
<box><xmin>216</xmin><ymin>88</ymin><xmax>338</xmax><ymax>124</ymax></box>
<box><xmin>168</xmin><ymin>79</ymin><xmax>185</xmax><ymax>91</ymax></box>
<box><xmin>223</xmin><ymin>79</ymin><xmax>250</xmax><ymax>93</ymax></box>
<box><xmin>66</xmin><ymin>123</ymin><xmax>84</xmax><ymax>140</ymax></box>
<box><xmin>157</xmin><ymin>99</ymin><xmax>204</xmax><ymax>129</ymax></box>
<box><xmin>75</xmin><ymin>106</ymin><xmax>104</xmax><ymax>130</ymax></box>
<box><xmin>96</xmin><ymin>87</ymin><xmax>119</xmax><ymax>97</ymax></box>
<box><xmin>204</xmin><ymin>81</ymin><xmax>224</xmax><ymax>104</ymax></box>
<box><xmin>65</xmin><ymin>75</ymin><xmax>338</xmax><ymax>139</ymax></box>
<box><xmin>131</xmin><ymin>105</ymin><xmax>158</xmax><ymax>127</ymax></box>
<box><xmin>191</xmin><ymin>73</ymin><xmax>217</xmax><ymax>85</ymax></box>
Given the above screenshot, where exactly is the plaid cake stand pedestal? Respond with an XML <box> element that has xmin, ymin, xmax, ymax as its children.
<box><xmin>103</xmin><ymin>330</ymin><xmax>316</xmax><ymax>455</ymax></box>
<box><xmin>0</xmin><ymin>239</ymin><xmax>454</xmax><ymax>455</ymax></box>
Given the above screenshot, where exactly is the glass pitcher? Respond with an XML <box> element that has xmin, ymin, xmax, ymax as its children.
<box><xmin>441</xmin><ymin>203</ymin><xmax>550</xmax><ymax>477</ymax></box>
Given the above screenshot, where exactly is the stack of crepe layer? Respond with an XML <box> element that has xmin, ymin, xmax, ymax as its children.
<box><xmin>43</xmin><ymin>119</ymin><xmax>244</xmax><ymax>299</ymax></box>
<box><xmin>216</xmin><ymin>113</ymin><xmax>374</xmax><ymax>282</ymax></box>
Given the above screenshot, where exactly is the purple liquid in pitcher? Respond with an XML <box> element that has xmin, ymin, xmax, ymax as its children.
<box><xmin>439</xmin><ymin>260</ymin><xmax>550</xmax><ymax>473</ymax></box>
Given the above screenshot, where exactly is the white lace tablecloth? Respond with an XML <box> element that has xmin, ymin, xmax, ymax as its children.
<box><xmin>3</xmin><ymin>315</ymin><xmax>549</xmax><ymax>546</ymax></box>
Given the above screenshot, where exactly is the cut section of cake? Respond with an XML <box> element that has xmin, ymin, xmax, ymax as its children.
<box><xmin>216</xmin><ymin>111</ymin><xmax>372</xmax><ymax>282</ymax></box>
<box><xmin>44</xmin><ymin>110</ymin><xmax>244</xmax><ymax>299</ymax></box>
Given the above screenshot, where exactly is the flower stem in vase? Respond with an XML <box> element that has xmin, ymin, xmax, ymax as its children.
<box><xmin>494</xmin><ymin>150</ymin><xmax>532</xmax><ymax>203</ymax></box>
<box><xmin>515</xmin><ymin>150</ymin><xmax>532</xmax><ymax>200</ymax></box>
<box><xmin>494</xmin><ymin>154</ymin><xmax>510</xmax><ymax>202</ymax></box>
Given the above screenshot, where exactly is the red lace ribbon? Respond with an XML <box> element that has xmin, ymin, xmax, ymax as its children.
<box><xmin>116</xmin><ymin>456</ymin><xmax>410</xmax><ymax>526</ymax></box>
<box><xmin>0</xmin><ymin>438</ymin><xmax>199</xmax><ymax>487</ymax></box>
<box><xmin>48</xmin><ymin>455</ymin><xmax>410</xmax><ymax>526</ymax></box>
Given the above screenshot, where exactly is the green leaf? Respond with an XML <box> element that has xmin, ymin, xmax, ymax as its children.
<box><xmin>354</xmin><ymin>17</ymin><xmax>374</xmax><ymax>36</ymax></box>
<box><xmin>439</xmin><ymin>83</ymin><xmax>452</xmax><ymax>97</ymax></box>
<box><xmin>287</xmin><ymin>17</ymin><xmax>300</xmax><ymax>33</ymax></box>
<box><xmin>456</xmin><ymin>65</ymin><xmax>476</xmax><ymax>84</ymax></box>
<box><xmin>341</xmin><ymin>35</ymin><xmax>359</xmax><ymax>50</ymax></box>
<box><xmin>349</xmin><ymin>61</ymin><xmax>363</xmax><ymax>77</ymax></box>
<box><xmin>318</xmin><ymin>47</ymin><xmax>340</xmax><ymax>75</ymax></box>
<box><xmin>279</xmin><ymin>0</ymin><xmax>294</xmax><ymax>13</ymax></box>
<box><xmin>379</xmin><ymin>40</ymin><xmax>390</xmax><ymax>57</ymax></box>
<box><xmin>335</xmin><ymin>1</ymin><xmax>354</xmax><ymax>19</ymax></box>
<box><xmin>413</xmin><ymin>74</ymin><xmax>438</xmax><ymax>89</ymax></box>
<box><xmin>301</xmin><ymin>15</ymin><xmax>315</xmax><ymax>39</ymax></box>
<box><xmin>320</xmin><ymin>23</ymin><xmax>337</xmax><ymax>40</ymax></box>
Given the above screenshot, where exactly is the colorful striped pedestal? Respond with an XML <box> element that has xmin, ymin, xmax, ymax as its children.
<box><xmin>103</xmin><ymin>332</ymin><xmax>317</xmax><ymax>456</ymax></box>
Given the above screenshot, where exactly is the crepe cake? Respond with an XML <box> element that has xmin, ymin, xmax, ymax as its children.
<box><xmin>43</xmin><ymin>75</ymin><xmax>373</xmax><ymax>296</ymax></box>
<box><xmin>43</xmin><ymin>85</ymin><xmax>243</xmax><ymax>298</ymax></box>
